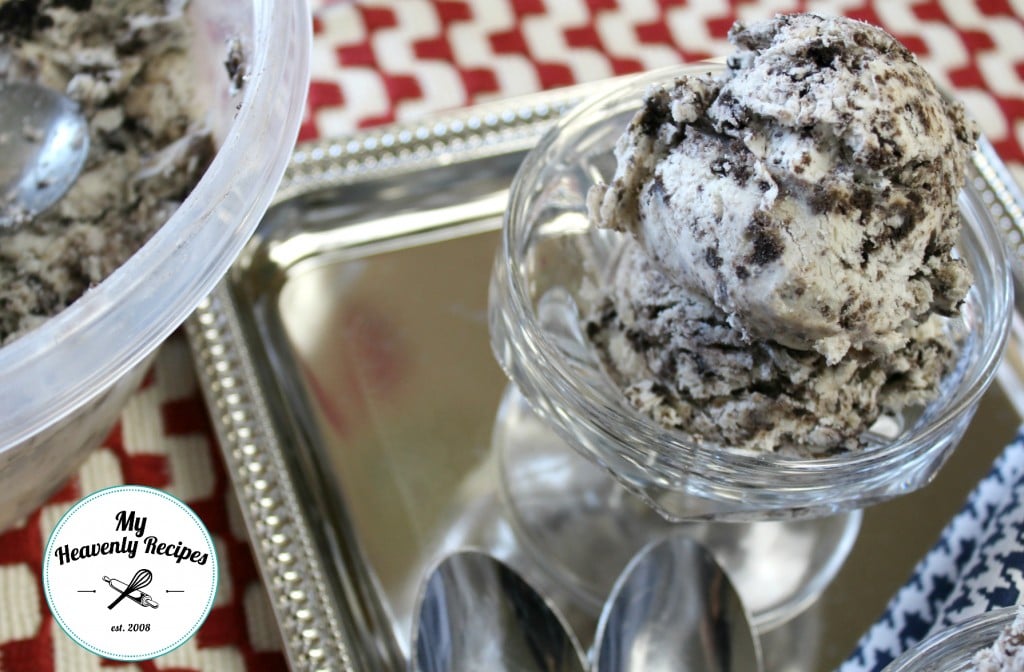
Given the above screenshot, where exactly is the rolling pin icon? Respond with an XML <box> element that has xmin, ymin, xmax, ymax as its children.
<box><xmin>103</xmin><ymin>570</ymin><xmax>159</xmax><ymax>609</ymax></box>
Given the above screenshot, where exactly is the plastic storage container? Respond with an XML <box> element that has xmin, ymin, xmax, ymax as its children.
<box><xmin>0</xmin><ymin>0</ymin><xmax>311</xmax><ymax>529</ymax></box>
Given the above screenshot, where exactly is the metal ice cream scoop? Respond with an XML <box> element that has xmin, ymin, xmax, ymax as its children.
<box><xmin>0</xmin><ymin>81</ymin><xmax>89</xmax><ymax>227</ymax></box>
<box><xmin>593</xmin><ymin>534</ymin><xmax>762</xmax><ymax>672</ymax></box>
<box><xmin>411</xmin><ymin>550</ymin><xmax>586</xmax><ymax>672</ymax></box>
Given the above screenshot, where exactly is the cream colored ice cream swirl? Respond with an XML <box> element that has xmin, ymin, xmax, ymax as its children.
<box><xmin>589</xmin><ymin>13</ymin><xmax>976</xmax><ymax>364</ymax></box>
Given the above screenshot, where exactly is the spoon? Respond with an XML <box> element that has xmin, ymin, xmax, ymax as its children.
<box><xmin>593</xmin><ymin>534</ymin><xmax>763</xmax><ymax>672</ymax></box>
<box><xmin>412</xmin><ymin>538</ymin><xmax>762</xmax><ymax>672</ymax></box>
<box><xmin>411</xmin><ymin>550</ymin><xmax>586</xmax><ymax>672</ymax></box>
<box><xmin>0</xmin><ymin>81</ymin><xmax>89</xmax><ymax>227</ymax></box>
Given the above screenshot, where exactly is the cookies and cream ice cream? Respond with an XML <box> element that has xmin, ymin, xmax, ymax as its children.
<box><xmin>0</xmin><ymin>0</ymin><xmax>216</xmax><ymax>343</ymax></box>
<box><xmin>585</xmin><ymin>14</ymin><xmax>977</xmax><ymax>455</ymax></box>
<box><xmin>972</xmin><ymin>607</ymin><xmax>1024</xmax><ymax>672</ymax></box>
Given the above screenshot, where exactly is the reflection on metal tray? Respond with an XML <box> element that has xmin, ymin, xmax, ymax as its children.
<box><xmin>186</xmin><ymin>80</ymin><xmax>1024</xmax><ymax>672</ymax></box>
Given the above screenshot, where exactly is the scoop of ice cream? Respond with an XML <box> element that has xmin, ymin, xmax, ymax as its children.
<box><xmin>589</xmin><ymin>14</ymin><xmax>977</xmax><ymax>363</ymax></box>
<box><xmin>585</xmin><ymin>241</ymin><xmax>958</xmax><ymax>455</ymax></box>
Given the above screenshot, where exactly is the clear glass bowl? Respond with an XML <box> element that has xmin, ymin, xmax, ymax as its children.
<box><xmin>0</xmin><ymin>1</ymin><xmax>310</xmax><ymax>529</ymax></box>
<box><xmin>883</xmin><ymin>607</ymin><xmax>1020</xmax><ymax>671</ymax></box>
<box><xmin>488</xmin><ymin>64</ymin><xmax>1013</xmax><ymax>521</ymax></box>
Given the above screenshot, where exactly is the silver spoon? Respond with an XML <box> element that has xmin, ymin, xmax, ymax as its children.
<box><xmin>593</xmin><ymin>534</ymin><xmax>763</xmax><ymax>672</ymax></box>
<box><xmin>411</xmin><ymin>550</ymin><xmax>586</xmax><ymax>672</ymax></box>
<box><xmin>0</xmin><ymin>81</ymin><xmax>89</xmax><ymax>227</ymax></box>
<box><xmin>413</xmin><ymin>539</ymin><xmax>761</xmax><ymax>672</ymax></box>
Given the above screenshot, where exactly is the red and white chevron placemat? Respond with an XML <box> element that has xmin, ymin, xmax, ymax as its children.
<box><xmin>1</xmin><ymin>2</ymin><xmax>1021</xmax><ymax>671</ymax></box>
<box><xmin>303</xmin><ymin>0</ymin><xmax>1023</xmax><ymax>184</ymax></box>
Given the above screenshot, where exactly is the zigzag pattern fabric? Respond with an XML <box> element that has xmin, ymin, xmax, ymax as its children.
<box><xmin>304</xmin><ymin>0</ymin><xmax>1024</xmax><ymax>187</ymax></box>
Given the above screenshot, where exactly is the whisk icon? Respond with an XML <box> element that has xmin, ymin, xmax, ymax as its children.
<box><xmin>103</xmin><ymin>569</ymin><xmax>159</xmax><ymax>610</ymax></box>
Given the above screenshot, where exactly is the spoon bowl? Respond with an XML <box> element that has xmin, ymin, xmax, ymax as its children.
<box><xmin>593</xmin><ymin>534</ymin><xmax>762</xmax><ymax>672</ymax></box>
<box><xmin>411</xmin><ymin>550</ymin><xmax>585</xmax><ymax>672</ymax></box>
<box><xmin>0</xmin><ymin>81</ymin><xmax>89</xmax><ymax>227</ymax></box>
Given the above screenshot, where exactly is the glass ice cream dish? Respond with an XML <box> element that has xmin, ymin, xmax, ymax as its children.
<box><xmin>489</xmin><ymin>60</ymin><xmax>1010</xmax><ymax>521</ymax></box>
<box><xmin>882</xmin><ymin>607</ymin><xmax>1023</xmax><ymax>671</ymax></box>
<box><xmin>487</xmin><ymin>19</ymin><xmax>1012</xmax><ymax>636</ymax></box>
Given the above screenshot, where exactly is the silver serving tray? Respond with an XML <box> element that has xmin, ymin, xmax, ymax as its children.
<box><xmin>186</xmin><ymin>78</ymin><xmax>1024</xmax><ymax>672</ymax></box>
